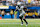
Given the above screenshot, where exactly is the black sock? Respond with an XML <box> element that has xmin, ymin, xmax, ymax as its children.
<box><xmin>21</xmin><ymin>21</ymin><xmax>23</xmax><ymax>24</ymax></box>
<box><xmin>19</xmin><ymin>17</ymin><xmax>23</xmax><ymax>24</ymax></box>
<box><xmin>23</xmin><ymin>19</ymin><xmax>28</xmax><ymax>24</ymax></box>
<box><xmin>21</xmin><ymin>19</ymin><xmax>23</xmax><ymax>24</ymax></box>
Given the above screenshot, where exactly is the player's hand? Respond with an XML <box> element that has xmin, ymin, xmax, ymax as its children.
<box><xmin>26</xmin><ymin>14</ymin><xmax>28</xmax><ymax>16</ymax></box>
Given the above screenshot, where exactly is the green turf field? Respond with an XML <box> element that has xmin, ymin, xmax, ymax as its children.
<box><xmin>0</xmin><ymin>19</ymin><xmax>40</xmax><ymax>27</ymax></box>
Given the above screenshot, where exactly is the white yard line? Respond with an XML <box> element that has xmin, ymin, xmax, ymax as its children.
<box><xmin>0</xmin><ymin>19</ymin><xmax>40</xmax><ymax>20</ymax></box>
<box><xmin>0</xmin><ymin>23</ymin><xmax>40</xmax><ymax>24</ymax></box>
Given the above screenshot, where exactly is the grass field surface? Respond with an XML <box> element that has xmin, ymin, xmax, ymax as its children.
<box><xmin>0</xmin><ymin>19</ymin><xmax>40</xmax><ymax>27</ymax></box>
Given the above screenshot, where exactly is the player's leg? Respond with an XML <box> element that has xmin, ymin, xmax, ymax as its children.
<box><xmin>23</xmin><ymin>19</ymin><xmax>28</xmax><ymax>26</ymax></box>
<box><xmin>19</xmin><ymin>16</ymin><xmax>23</xmax><ymax>25</ymax></box>
<box><xmin>23</xmin><ymin>19</ymin><xmax>28</xmax><ymax>24</ymax></box>
<box><xmin>19</xmin><ymin>12</ymin><xmax>24</xmax><ymax>25</ymax></box>
<box><xmin>23</xmin><ymin>15</ymin><xmax>28</xmax><ymax>26</ymax></box>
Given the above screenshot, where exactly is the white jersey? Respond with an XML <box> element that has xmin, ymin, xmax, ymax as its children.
<box><xmin>16</xmin><ymin>6</ymin><xmax>25</xmax><ymax>17</ymax></box>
